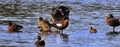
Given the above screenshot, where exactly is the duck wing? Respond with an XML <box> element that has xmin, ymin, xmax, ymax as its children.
<box><xmin>109</xmin><ymin>18</ymin><xmax>120</xmax><ymax>26</ymax></box>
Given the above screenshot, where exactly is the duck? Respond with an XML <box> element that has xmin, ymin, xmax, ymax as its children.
<box><xmin>8</xmin><ymin>21</ymin><xmax>23</xmax><ymax>33</ymax></box>
<box><xmin>38</xmin><ymin>17</ymin><xmax>51</xmax><ymax>32</ymax></box>
<box><xmin>51</xmin><ymin>6</ymin><xmax>70</xmax><ymax>24</ymax></box>
<box><xmin>51</xmin><ymin>6</ymin><xmax>70</xmax><ymax>33</ymax></box>
<box><xmin>105</xmin><ymin>14</ymin><xmax>120</xmax><ymax>32</ymax></box>
<box><xmin>89</xmin><ymin>26</ymin><xmax>97</xmax><ymax>33</ymax></box>
<box><xmin>35</xmin><ymin>35</ymin><xmax>45</xmax><ymax>47</ymax></box>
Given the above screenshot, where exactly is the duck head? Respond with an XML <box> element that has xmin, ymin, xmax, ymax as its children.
<box><xmin>8</xmin><ymin>21</ymin><xmax>13</xmax><ymax>25</ymax></box>
<box><xmin>108</xmin><ymin>14</ymin><xmax>114</xmax><ymax>18</ymax></box>
<box><xmin>37</xmin><ymin>35</ymin><xmax>41</xmax><ymax>40</ymax></box>
<box><xmin>39</xmin><ymin>17</ymin><xmax>43</xmax><ymax>21</ymax></box>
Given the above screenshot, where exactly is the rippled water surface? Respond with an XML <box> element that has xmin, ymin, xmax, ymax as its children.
<box><xmin>1</xmin><ymin>0</ymin><xmax>120</xmax><ymax>47</ymax></box>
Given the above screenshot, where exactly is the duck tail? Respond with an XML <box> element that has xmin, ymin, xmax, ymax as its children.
<box><xmin>17</xmin><ymin>25</ymin><xmax>23</xmax><ymax>29</ymax></box>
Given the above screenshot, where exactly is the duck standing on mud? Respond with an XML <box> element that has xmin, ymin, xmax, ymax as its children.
<box><xmin>105</xmin><ymin>14</ymin><xmax>120</xmax><ymax>32</ymax></box>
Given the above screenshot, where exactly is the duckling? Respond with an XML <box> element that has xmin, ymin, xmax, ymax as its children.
<box><xmin>89</xmin><ymin>26</ymin><xmax>97</xmax><ymax>33</ymax></box>
<box><xmin>35</xmin><ymin>35</ymin><xmax>45</xmax><ymax>47</ymax></box>
<box><xmin>38</xmin><ymin>17</ymin><xmax>51</xmax><ymax>32</ymax></box>
<box><xmin>8</xmin><ymin>21</ymin><xmax>23</xmax><ymax>33</ymax></box>
<box><xmin>105</xmin><ymin>14</ymin><xmax>120</xmax><ymax>32</ymax></box>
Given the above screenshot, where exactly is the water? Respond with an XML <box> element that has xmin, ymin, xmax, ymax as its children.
<box><xmin>0</xmin><ymin>0</ymin><xmax>120</xmax><ymax>47</ymax></box>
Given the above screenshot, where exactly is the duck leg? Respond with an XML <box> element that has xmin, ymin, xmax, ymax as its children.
<box><xmin>113</xmin><ymin>26</ymin><xmax>115</xmax><ymax>32</ymax></box>
<box><xmin>58</xmin><ymin>29</ymin><xmax>61</xmax><ymax>34</ymax></box>
<box><xmin>60</xmin><ymin>30</ymin><xmax>63</xmax><ymax>34</ymax></box>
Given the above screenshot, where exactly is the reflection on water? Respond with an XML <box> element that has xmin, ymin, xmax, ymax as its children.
<box><xmin>60</xmin><ymin>33</ymin><xmax>69</xmax><ymax>43</ymax></box>
<box><xmin>36</xmin><ymin>31</ymin><xmax>69</xmax><ymax>47</ymax></box>
<box><xmin>39</xmin><ymin>31</ymin><xmax>69</xmax><ymax>43</ymax></box>
<box><xmin>106</xmin><ymin>31</ymin><xmax>120</xmax><ymax>35</ymax></box>
<box><xmin>1</xmin><ymin>0</ymin><xmax>120</xmax><ymax>47</ymax></box>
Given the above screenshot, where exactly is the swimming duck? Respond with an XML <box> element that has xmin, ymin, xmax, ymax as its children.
<box><xmin>89</xmin><ymin>26</ymin><xmax>97</xmax><ymax>33</ymax></box>
<box><xmin>38</xmin><ymin>17</ymin><xmax>51</xmax><ymax>32</ymax></box>
<box><xmin>8</xmin><ymin>21</ymin><xmax>23</xmax><ymax>33</ymax></box>
<box><xmin>105</xmin><ymin>14</ymin><xmax>120</xmax><ymax>32</ymax></box>
<box><xmin>35</xmin><ymin>35</ymin><xmax>45</xmax><ymax>47</ymax></box>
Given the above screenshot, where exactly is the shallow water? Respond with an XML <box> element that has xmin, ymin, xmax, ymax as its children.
<box><xmin>0</xmin><ymin>0</ymin><xmax>120</xmax><ymax>47</ymax></box>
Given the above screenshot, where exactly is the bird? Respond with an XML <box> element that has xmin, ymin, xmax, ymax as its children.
<box><xmin>51</xmin><ymin>6</ymin><xmax>70</xmax><ymax>33</ymax></box>
<box><xmin>89</xmin><ymin>26</ymin><xmax>97</xmax><ymax>33</ymax></box>
<box><xmin>105</xmin><ymin>14</ymin><xmax>120</xmax><ymax>32</ymax></box>
<box><xmin>35</xmin><ymin>35</ymin><xmax>45</xmax><ymax>47</ymax></box>
<box><xmin>38</xmin><ymin>17</ymin><xmax>51</xmax><ymax>32</ymax></box>
<box><xmin>51</xmin><ymin>6</ymin><xmax>70</xmax><ymax>24</ymax></box>
<box><xmin>8</xmin><ymin>21</ymin><xmax>23</xmax><ymax>33</ymax></box>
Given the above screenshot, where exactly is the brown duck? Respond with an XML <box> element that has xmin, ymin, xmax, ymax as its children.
<box><xmin>89</xmin><ymin>26</ymin><xmax>97</xmax><ymax>33</ymax></box>
<box><xmin>35</xmin><ymin>35</ymin><xmax>45</xmax><ymax>47</ymax></box>
<box><xmin>105</xmin><ymin>14</ymin><xmax>120</xmax><ymax>32</ymax></box>
<box><xmin>38</xmin><ymin>17</ymin><xmax>51</xmax><ymax>32</ymax></box>
<box><xmin>8</xmin><ymin>21</ymin><xmax>23</xmax><ymax>33</ymax></box>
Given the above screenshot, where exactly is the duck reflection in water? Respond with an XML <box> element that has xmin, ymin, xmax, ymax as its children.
<box><xmin>39</xmin><ymin>31</ymin><xmax>50</xmax><ymax>37</ymax></box>
<box><xmin>56</xmin><ymin>32</ymin><xmax>69</xmax><ymax>44</ymax></box>
<box><xmin>40</xmin><ymin>30</ymin><xmax>69</xmax><ymax>43</ymax></box>
<box><xmin>106</xmin><ymin>32</ymin><xmax>118</xmax><ymax>41</ymax></box>
<box><xmin>106</xmin><ymin>31</ymin><xmax>120</xmax><ymax>35</ymax></box>
<box><xmin>60</xmin><ymin>33</ymin><xmax>69</xmax><ymax>43</ymax></box>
